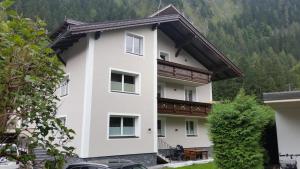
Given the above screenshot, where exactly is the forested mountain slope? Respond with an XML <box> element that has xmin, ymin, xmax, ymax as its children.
<box><xmin>14</xmin><ymin>0</ymin><xmax>300</xmax><ymax>100</ymax></box>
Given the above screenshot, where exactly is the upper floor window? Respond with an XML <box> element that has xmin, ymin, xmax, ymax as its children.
<box><xmin>110</xmin><ymin>70</ymin><xmax>140</xmax><ymax>94</ymax></box>
<box><xmin>58</xmin><ymin>116</ymin><xmax>66</xmax><ymax>126</ymax></box>
<box><xmin>186</xmin><ymin>120</ymin><xmax>197</xmax><ymax>136</ymax></box>
<box><xmin>185</xmin><ymin>87</ymin><xmax>195</xmax><ymax>102</ymax></box>
<box><xmin>60</xmin><ymin>74</ymin><xmax>69</xmax><ymax>97</ymax></box>
<box><xmin>159</xmin><ymin>51</ymin><xmax>169</xmax><ymax>61</ymax></box>
<box><xmin>157</xmin><ymin>83</ymin><xmax>165</xmax><ymax>98</ymax></box>
<box><xmin>126</xmin><ymin>33</ymin><xmax>143</xmax><ymax>55</ymax></box>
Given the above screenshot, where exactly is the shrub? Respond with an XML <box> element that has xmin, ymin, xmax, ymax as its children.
<box><xmin>208</xmin><ymin>90</ymin><xmax>274</xmax><ymax>169</ymax></box>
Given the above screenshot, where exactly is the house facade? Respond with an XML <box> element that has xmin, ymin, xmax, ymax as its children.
<box><xmin>51</xmin><ymin>5</ymin><xmax>242</xmax><ymax>166</ymax></box>
<box><xmin>264</xmin><ymin>91</ymin><xmax>300</xmax><ymax>168</ymax></box>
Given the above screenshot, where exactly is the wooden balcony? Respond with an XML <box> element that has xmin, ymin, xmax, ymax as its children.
<box><xmin>157</xmin><ymin>59</ymin><xmax>212</xmax><ymax>84</ymax></box>
<box><xmin>158</xmin><ymin>98</ymin><xmax>212</xmax><ymax>117</ymax></box>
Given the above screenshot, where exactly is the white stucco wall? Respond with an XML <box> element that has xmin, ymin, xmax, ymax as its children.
<box><xmin>89</xmin><ymin>26</ymin><xmax>157</xmax><ymax>157</ymax></box>
<box><xmin>159</xmin><ymin>116</ymin><xmax>212</xmax><ymax>148</ymax></box>
<box><xmin>159</xmin><ymin>82</ymin><xmax>212</xmax><ymax>103</ymax></box>
<box><xmin>57</xmin><ymin>37</ymin><xmax>88</xmax><ymax>155</ymax></box>
<box><xmin>157</xmin><ymin>30</ymin><xmax>211</xmax><ymax>103</ymax></box>
<box><xmin>267</xmin><ymin>101</ymin><xmax>300</xmax><ymax>168</ymax></box>
<box><xmin>157</xmin><ymin>30</ymin><xmax>207</xmax><ymax>70</ymax></box>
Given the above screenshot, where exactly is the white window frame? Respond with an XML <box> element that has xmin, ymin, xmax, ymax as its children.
<box><xmin>57</xmin><ymin>115</ymin><xmax>67</xmax><ymax>126</ymax></box>
<box><xmin>184</xmin><ymin>86</ymin><xmax>197</xmax><ymax>102</ymax></box>
<box><xmin>185</xmin><ymin>119</ymin><xmax>198</xmax><ymax>137</ymax></box>
<box><xmin>109</xmin><ymin>68</ymin><xmax>141</xmax><ymax>95</ymax></box>
<box><xmin>57</xmin><ymin>115</ymin><xmax>67</xmax><ymax>139</ymax></box>
<box><xmin>159</xmin><ymin>50</ymin><xmax>170</xmax><ymax>61</ymax></box>
<box><xmin>60</xmin><ymin>74</ymin><xmax>70</xmax><ymax>97</ymax></box>
<box><xmin>125</xmin><ymin>32</ymin><xmax>144</xmax><ymax>56</ymax></box>
<box><xmin>157</xmin><ymin>117</ymin><xmax>166</xmax><ymax>137</ymax></box>
<box><xmin>107</xmin><ymin>112</ymin><xmax>141</xmax><ymax>139</ymax></box>
<box><xmin>157</xmin><ymin>82</ymin><xmax>166</xmax><ymax>98</ymax></box>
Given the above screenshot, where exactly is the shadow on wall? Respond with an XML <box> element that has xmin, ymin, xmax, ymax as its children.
<box><xmin>263</xmin><ymin>122</ymin><xmax>279</xmax><ymax>169</ymax></box>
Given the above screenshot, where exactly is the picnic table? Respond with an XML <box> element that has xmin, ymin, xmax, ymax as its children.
<box><xmin>184</xmin><ymin>148</ymin><xmax>208</xmax><ymax>160</ymax></box>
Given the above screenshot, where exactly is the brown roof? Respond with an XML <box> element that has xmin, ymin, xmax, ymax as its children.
<box><xmin>51</xmin><ymin>5</ymin><xmax>243</xmax><ymax>81</ymax></box>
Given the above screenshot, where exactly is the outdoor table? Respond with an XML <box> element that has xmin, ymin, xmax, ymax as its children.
<box><xmin>189</xmin><ymin>149</ymin><xmax>208</xmax><ymax>159</ymax></box>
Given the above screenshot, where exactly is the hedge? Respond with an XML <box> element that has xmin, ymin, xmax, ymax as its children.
<box><xmin>208</xmin><ymin>90</ymin><xmax>274</xmax><ymax>169</ymax></box>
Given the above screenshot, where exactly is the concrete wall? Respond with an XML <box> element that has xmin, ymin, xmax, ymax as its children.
<box><xmin>159</xmin><ymin>116</ymin><xmax>212</xmax><ymax>148</ymax></box>
<box><xmin>56</xmin><ymin>37</ymin><xmax>89</xmax><ymax>155</ymax></box>
<box><xmin>89</xmin><ymin>26</ymin><xmax>157</xmax><ymax>157</ymax></box>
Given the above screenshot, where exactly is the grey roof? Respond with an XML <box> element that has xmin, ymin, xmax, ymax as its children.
<box><xmin>50</xmin><ymin>5</ymin><xmax>243</xmax><ymax>81</ymax></box>
<box><xmin>263</xmin><ymin>91</ymin><xmax>300</xmax><ymax>101</ymax></box>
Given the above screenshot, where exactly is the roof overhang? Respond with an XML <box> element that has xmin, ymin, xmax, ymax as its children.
<box><xmin>50</xmin><ymin>14</ymin><xmax>242</xmax><ymax>81</ymax></box>
<box><xmin>263</xmin><ymin>91</ymin><xmax>300</xmax><ymax>109</ymax></box>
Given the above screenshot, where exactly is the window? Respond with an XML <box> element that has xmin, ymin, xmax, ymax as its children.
<box><xmin>126</xmin><ymin>33</ymin><xmax>143</xmax><ymax>55</ymax></box>
<box><xmin>60</xmin><ymin>74</ymin><xmax>69</xmax><ymax>97</ymax></box>
<box><xmin>57</xmin><ymin>116</ymin><xmax>66</xmax><ymax>139</ymax></box>
<box><xmin>111</xmin><ymin>71</ymin><xmax>139</xmax><ymax>94</ymax></box>
<box><xmin>157</xmin><ymin>118</ymin><xmax>166</xmax><ymax>137</ymax></box>
<box><xmin>159</xmin><ymin>51</ymin><xmax>169</xmax><ymax>61</ymax></box>
<box><xmin>185</xmin><ymin>87</ymin><xmax>195</xmax><ymax>101</ymax></box>
<box><xmin>109</xmin><ymin>116</ymin><xmax>138</xmax><ymax>138</ymax></box>
<box><xmin>58</xmin><ymin>117</ymin><xmax>66</xmax><ymax>126</ymax></box>
<box><xmin>157</xmin><ymin>84</ymin><xmax>165</xmax><ymax>98</ymax></box>
<box><xmin>186</xmin><ymin>120</ymin><xmax>197</xmax><ymax>136</ymax></box>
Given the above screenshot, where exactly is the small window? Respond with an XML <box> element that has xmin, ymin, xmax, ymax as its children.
<box><xmin>110</xmin><ymin>71</ymin><xmax>138</xmax><ymax>94</ymax></box>
<box><xmin>109</xmin><ymin>116</ymin><xmax>138</xmax><ymax>138</ymax></box>
<box><xmin>60</xmin><ymin>75</ymin><xmax>69</xmax><ymax>97</ymax></box>
<box><xmin>159</xmin><ymin>51</ymin><xmax>169</xmax><ymax>61</ymax></box>
<box><xmin>157</xmin><ymin>84</ymin><xmax>165</xmax><ymax>98</ymax></box>
<box><xmin>186</xmin><ymin>120</ymin><xmax>197</xmax><ymax>136</ymax></box>
<box><xmin>126</xmin><ymin>33</ymin><xmax>143</xmax><ymax>55</ymax></box>
<box><xmin>58</xmin><ymin>117</ymin><xmax>66</xmax><ymax>126</ymax></box>
<box><xmin>57</xmin><ymin>116</ymin><xmax>67</xmax><ymax>139</ymax></box>
<box><xmin>157</xmin><ymin>118</ymin><xmax>166</xmax><ymax>137</ymax></box>
<box><xmin>185</xmin><ymin>87</ymin><xmax>195</xmax><ymax>102</ymax></box>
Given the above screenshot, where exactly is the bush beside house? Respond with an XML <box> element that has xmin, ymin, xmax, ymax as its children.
<box><xmin>209</xmin><ymin>90</ymin><xmax>274</xmax><ymax>169</ymax></box>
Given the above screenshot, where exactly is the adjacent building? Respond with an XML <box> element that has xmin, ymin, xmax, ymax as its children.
<box><xmin>264</xmin><ymin>91</ymin><xmax>300</xmax><ymax>168</ymax></box>
<box><xmin>51</xmin><ymin>5</ymin><xmax>242</xmax><ymax>166</ymax></box>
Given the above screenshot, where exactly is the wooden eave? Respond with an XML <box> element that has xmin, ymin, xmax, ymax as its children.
<box><xmin>50</xmin><ymin>14</ymin><xmax>242</xmax><ymax>81</ymax></box>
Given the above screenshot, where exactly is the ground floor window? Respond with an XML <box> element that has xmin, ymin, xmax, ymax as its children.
<box><xmin>157</xmin><ymin>118</ymin><xmax>166</xmax><ymax>137</ymax></box>
<box><xmin>186</xmin><ymin>120</ymin><xmax>197</xmax><ymax>136</ymax></box>
<box><xmin>109</xmin><ymin>115</ymin><xmax>138</xmax><ymax>138</ymax></box>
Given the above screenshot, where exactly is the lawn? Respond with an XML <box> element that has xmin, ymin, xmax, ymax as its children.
<box><xmin>167</xmin><ymin>163</ymin><xmax>216</xmax><ymax>169</ymax></box>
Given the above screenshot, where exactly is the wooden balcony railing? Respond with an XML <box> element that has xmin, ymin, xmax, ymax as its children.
<box><xmin>158</xmin><ymin>98</ymin><xmax>212</xmax><ymax>117</ymax></box>
<box><xmin>157</xmin><ymin>59</ymin><xmax>212</xmax><ymax>84</ymax></box>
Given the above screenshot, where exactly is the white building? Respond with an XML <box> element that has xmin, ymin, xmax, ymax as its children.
<box><xmin>51</xmin><ymin>5</ymin><xmax>242</xmax><ymax>166</ymax></box>
<box><xmin>264</xmin><ymin>91</ymin><xmax>300</xmax><ymax>168</ymax></box>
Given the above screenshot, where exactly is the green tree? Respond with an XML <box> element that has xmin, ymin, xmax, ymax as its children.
<box><xmin>0</xmin><ymin>1</ymin><xmax>74</xmax><ymax>168</ymax></box>
<box><xmin>208</xmin><ymin>90</ymin><xmax>274</xmax><ymax>169</ymax></box>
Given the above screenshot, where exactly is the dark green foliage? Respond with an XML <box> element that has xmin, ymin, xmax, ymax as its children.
<box><xmin>0</xmin><ymin>1</ymin><xmax>75</xmax><ymax>168</ymax></box>
<box><xmin>208</xmin><ymin>90</ymin><xmax>274</xmax><ymax>169</ymax></box>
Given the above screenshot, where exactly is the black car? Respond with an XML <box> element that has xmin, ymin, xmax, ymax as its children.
<box><xmin>66</xmin><ymin>159</ymin><xmax>148</xmax><ymax>169</ymax></box>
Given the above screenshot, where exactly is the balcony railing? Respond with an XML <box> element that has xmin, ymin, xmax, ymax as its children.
<box><xmin>158</xmin><ymin>98</ymin><xmax>212</xmax><ymax>117</ymax></box>
<box><xmin>157</xmin><ymin>59</ymin><xmax>212</xmax><ymax>84</ymax></box>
